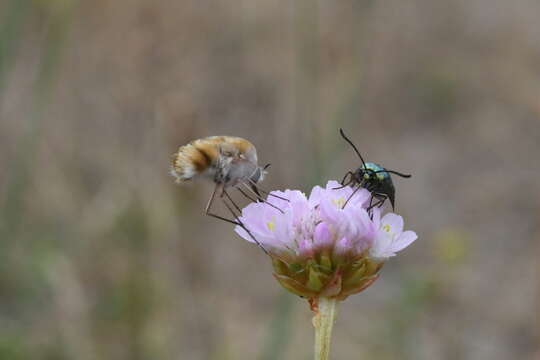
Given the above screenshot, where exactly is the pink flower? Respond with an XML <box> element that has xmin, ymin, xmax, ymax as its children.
<box><xmin>370</xmin><ymin>213</ymin><xmax>418</xmax><ymax>259</ymax></box>
<box><xmin>235</xmin><ymin>181</ymin><xmax>373</xmax><ymax>262</ymax></box>
<box><xmin>234</xmin><ymin>180</ymin><xmax>417</xmax><ymax>300</ymax></box>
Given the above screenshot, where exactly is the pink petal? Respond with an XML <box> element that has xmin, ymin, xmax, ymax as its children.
<box><xmin>308</xmin><ymin>185</ymin><xmax>324</xmax><ymax>206</ymax></box>
<box><xmin>371</xmin><ymin>207</ymin><xmax>381</xmax><ymax>228</ymax></box>
<box><xmin>325</xmin><ymin>180</ymin><xmax>342</xmax><ymax>190</ymax></box>
<box><xmin>334</xmin><ymin>236</ymin><xmax>353</xmax><ymax>257</ymax></box>
<box><xmin>382</xmin><ymin>213</ymin><xmax>404</xmax><ymax>233</ymax></box>
<box><xmin>319</xmin><ymin>197</ymin><xmax>340</xmax><ymax>225</ymax></box>
<box><xmin>314</xmin><ymin>222</ymin><xmax>333</xmax><ymax>248</ymax></box>
<box><xmin>349</xmin><ymin>208</ymin><xmax>375</xmax><ymax>237</ymax></box>
<box><xmin>390</xmin><ymin>231</ymin><xmax>417</xmax><ymax>253</ymax></box>
<box><xmin>298</xmin><ymin>239</ymin><xmax>314</xmax><ymax>258</ymax></box>
<box><xmin>235</xmin><ymin>225</ymin><xmax>253</xmax><ymax>242</ymax></box>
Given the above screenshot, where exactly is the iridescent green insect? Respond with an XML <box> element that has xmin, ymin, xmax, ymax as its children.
<box><xmin>338</xmin><ymin>128</ymin><xmax>411</xmax><ymax>212</ymax></box>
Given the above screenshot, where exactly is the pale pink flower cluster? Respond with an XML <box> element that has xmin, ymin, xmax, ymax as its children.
<box><xmin>235</xmin><ymin>181</ymin><xmax>416</xmax><ymax>263</ymax></box>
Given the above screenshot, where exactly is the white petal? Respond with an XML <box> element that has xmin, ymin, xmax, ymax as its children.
<box><xmin>382</xmin><ymin>213</ymin><xmax>404</xmax><ymax>233</ymax></box>
<box><xmin>390</xmin><ymin>231</ymin><xmax>417</xmax><ymax>253</ymax></box>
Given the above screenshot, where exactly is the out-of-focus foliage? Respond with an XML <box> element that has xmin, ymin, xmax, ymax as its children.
<box><xmin>0</xmin><ymin>0</ymin><xmax>539</xmax><ymax>359</ymax></box>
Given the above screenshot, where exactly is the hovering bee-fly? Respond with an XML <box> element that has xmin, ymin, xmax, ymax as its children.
<box><xmin>337</xmin><ymin>129</ymin><xmax>411</xmax><ymax>213</ymax></box>
<box><xmin>170</xmin><ymin>136</ymin><xmax>280</xmax><ymax>253</ymax></box>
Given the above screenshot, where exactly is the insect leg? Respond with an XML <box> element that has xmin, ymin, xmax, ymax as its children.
<box><xmin>332</xmin><ymin>178</ymin><xmax>354</xmax><ymax>190</ymax></box>
<box><xmin>204</xmin><ymin>183</ymin><xmax>241</xmax><ymax>226</ymax></box>
<box><xmin>368</xmin><ymin>193</ymin><xmax>375</xmax><ymax>209</ymax></box>
<box><xmin>366</xmin><ymin>193</ymin><xmax>388</xmax><ymax>214</ymax></box>
<box><xmin>374</xmin><ymin>193</ymin><xmax>388</xmax><ymax>208</ymax></box>
<box><xmin>221</xmin><ymin>189</ymin><xmax>269</xmax><ymax>255</ymax></box>
<box><xmin>369</xmin><ymin>198</ymin><xmax>385</xmax><ymax>210</ymax></box>
<box><xmin>342</xmin><ymin>184</ymin><xmax>362</xmax><ymax>209</ymax></box>
<box><xmin>246</xmin><ymin>179</ymin><xmax>289</xmax><ymax>202</ymax></box>
<box><xmin>240</xmin><ymin>182</ymin><xmax>285</xmax><ymax>213</ymax></box>
<box><xmin>340</xmin><ymin>171</ymin><xmax>353</xmax><ymax>185</ymax></box>
<box><xmin>237</xmin><ymin>187</ymin><xmax>258</xmax><ymax>203</ymax></box>
<box><xmin>222</xmin><ymin>188</ymin><xmax>242</xmax><ymax>215</ymax></box>
<box><xmin>249</xmin><ymin>182</ymin><xmax>263</xmax><ymax>201</ymax></box>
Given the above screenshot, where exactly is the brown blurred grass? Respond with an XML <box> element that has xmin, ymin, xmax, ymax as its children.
<box><xmin>0</xmin><ymin>0</ymin><xmax>539</xmax><ymax>359</ymax></box>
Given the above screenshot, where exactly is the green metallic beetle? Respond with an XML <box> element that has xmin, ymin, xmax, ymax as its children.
<box><xmin>338</xmin><ymin>128</ymin><xmax>411</xmax><ymax>212</ymax></box>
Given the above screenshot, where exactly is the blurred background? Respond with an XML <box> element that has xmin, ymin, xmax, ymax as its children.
<box><xmin>1</xmin><ymin>0</ymin><xmax>539</xmax><ymax>359</ymax></box>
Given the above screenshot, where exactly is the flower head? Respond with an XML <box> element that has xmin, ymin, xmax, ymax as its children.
<box><xmin>235</xmin><ymin>181</ymin><xmax>417</xmax><ymax>300</ymax></box>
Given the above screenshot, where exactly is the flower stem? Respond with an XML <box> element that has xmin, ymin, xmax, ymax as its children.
<box><xmin>312</xmin><ymin>297</ymin><xmax>338</xmax><ymax>360</ymax></box>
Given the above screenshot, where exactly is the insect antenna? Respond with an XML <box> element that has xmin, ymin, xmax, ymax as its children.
<box><xmin>339</xmin><ymin>128</ymin><xmax>367</xmax><ymax>169</ymax></box>
<box><xmin>373</xmin><ymin>169</ymin><xmax>412</xmax><ymax>178</ymax></box>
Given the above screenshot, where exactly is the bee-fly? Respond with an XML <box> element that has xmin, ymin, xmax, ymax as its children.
<box><xmin>337</xmin><ymin>129</ymin><xmax>411</xmax><ymax>213</ymax></box>
<box><xmin>170</xmin><ymin>136</ymin><xmax>283</xmax><ymax>253</ymax></box>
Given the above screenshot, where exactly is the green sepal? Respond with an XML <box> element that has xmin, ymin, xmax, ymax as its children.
<box><xmin>306</xmin><ymin>264</ymin><xmax>326</xmax><ymax>292</ymax></box>
<box><xmin>273</xmin><ymin>273</ymin><xmax>319</xmax><ymax>298</ymax></box>
<box><xmin>272</xmin><ymin>258</ymin><xmax>289</xmax><ymax>276</ymax></box>
<box><xmin>319</xmin><ymin>252</ymin><xmax>333</xmax><ymax>271</ymax></box>
<box><xmin>336</xmin><ymin>274</ymin><xmax>380</xmax><ymax>300</ymax></box>
<box><xmin>341</xmin><ymin>262</ymin><xmax>368</xmax><ymax>289</ymax></box>
<box><xmin>320</xmin><ymin>271</ymin><xmax>342</xmax><ymax>297</ymax></box>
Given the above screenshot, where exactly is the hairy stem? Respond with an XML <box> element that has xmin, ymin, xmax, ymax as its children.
<box><xmin>313</xmin><ymin>297</ymin><xmax>338</xmax><ymax>360</ymax></box>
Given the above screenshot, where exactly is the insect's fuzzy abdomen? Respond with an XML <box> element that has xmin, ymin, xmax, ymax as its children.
<box><xmin>170</xmin><ymin>136</ymin><xmax>258</xmax><ymax>185</ymax></box>
<box><xmin>170</xmin><ymin>138</ymin><xmax>219</xmax><ymax>182</ymax></box>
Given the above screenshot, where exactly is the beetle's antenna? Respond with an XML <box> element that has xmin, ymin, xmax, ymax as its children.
<box><xmin>374</xmin><ymin>169</ymin><xmax>412</xmax><ymax>178</ymax></box>
<box><xmin>339</xmin><ymin>128</ymin><xmax>367</xmax><ymax>169</ymax></box>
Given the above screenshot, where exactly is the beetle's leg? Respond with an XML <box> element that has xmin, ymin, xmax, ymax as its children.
<box><xmin>366</xmin><ymin>193</ymin><xmax>388</xmax><ymax>218</ymax></box>
<box><xmin>342</xmin><ymin>183</ymin><xmax>363</xmax><ymax>209</ymax></box>
<box><xmin>341</xmin><ymin>171</ymin><xmax>353</xmax><ymax>185</ymax></box>
<box><xmin>333</xmin><ymin>172</ymin><xmax>355</xmax><ymax>190</ymax></box>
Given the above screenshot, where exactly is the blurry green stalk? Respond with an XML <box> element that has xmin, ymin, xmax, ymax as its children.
<box><xmin>313</xmin><ymin>297</ymin><xmax>338</xmax><ymax>360</ymax></box>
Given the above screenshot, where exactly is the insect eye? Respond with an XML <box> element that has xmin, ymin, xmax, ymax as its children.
<box><xmin>221</xmin><ymin>150</ymin><xmax>234</xmax><ymax>157</ymax></box>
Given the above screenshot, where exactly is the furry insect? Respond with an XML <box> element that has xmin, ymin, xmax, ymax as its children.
<box><xmin>338</xmin><ymin>129</ymin><xmax>411</xmax><ymax>213</ymax></box>
<box><xmin>170</xmin><ymin>136</ymin><xmax>281</xmax><ymax>253</ymax></box>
